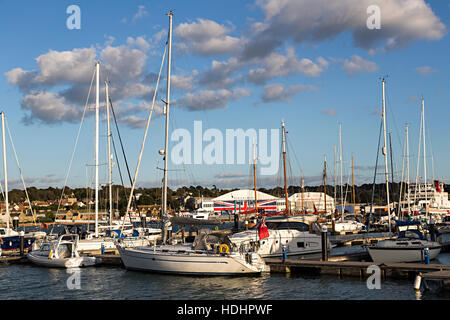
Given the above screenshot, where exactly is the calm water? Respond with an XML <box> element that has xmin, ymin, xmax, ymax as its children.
<box><xmin>1</xmin><ymin>252</ymin><xmax>449</xmax><ymax>300</ymax></box>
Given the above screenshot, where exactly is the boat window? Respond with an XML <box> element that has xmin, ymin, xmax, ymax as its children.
<box><xmin>402</xmin><ymin>230</ymin><xmax>422</xmax><ymax>240</ymax></box>
<box><xmin>297</xmin><ymin>242</ymin><xmax>305</xmax><ymax>248</ymax></box>
<box><xmin>277</xmin><ymin>222</ymin><xmax>309</xmax><ymax>231</ymax></box>
<box><xmin>266</xmin><ymin>222</ymin><xmax>281</xmax><ymax>230</ymax></box>
<box><xmin>0</xmin><ymin>229</ymin><xmax>5</xmax><ymax>235</ymax></box>
<box><xmin>397</xmin><ymin>242</ymin><xmax>409</xmax><ymax>245</ymax></box>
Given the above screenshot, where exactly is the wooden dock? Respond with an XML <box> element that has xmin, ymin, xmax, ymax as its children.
<box><xmin>265</xmin><ymin>258</ymin><xmax>450</xmax><ymax>280</ymax></box>
<box><xmin>422</xmin><ymin>270</ymin><xmax>450</xmax><ymax>281</ymax></box>
<box><xmin>330</xmin><ymin>233</ymin><xmax>394</xmax><ymax>247</ymax></box>
<box><xmin>0</xmin><ymin>255</ymin><xmax>28</xmax><ymax>264</ymax></box>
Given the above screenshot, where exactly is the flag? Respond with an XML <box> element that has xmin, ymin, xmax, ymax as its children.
<box><xmin>435</xmin><ymin>181</ymin><xmax>441</xmax><ymax>193</ymax></box>
<box><xmin>258</xmin><ymin>220</ymin><xmax>269</xmax><ymax>240</ymax></box>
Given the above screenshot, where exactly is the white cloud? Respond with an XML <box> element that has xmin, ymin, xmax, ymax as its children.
<box><xmin>341</xmin><ymin>55</ymin><xmax>378</xmax><ymax>76</ymax></box>
<box><xmin>261</xmin><ymin>83</ymin><xmax>317</xmax><ymax>103</ymax></box>
<box><xmin>5</xmin><ymin>37</ymin><xmax>159</xmax><ymax>127</ymax></box>
<box><xmin>415</xmin><ymin>66</ymin><xmax>437</xmax><ymax>76</ymax></box>
<box><xmin>132</xmin><ymin>5</ymin><xmax>148</xmax><ymax>22</ymax></box>
<box><xmin>175</xmin><ymin>19</ymin><xmax>244</xmax><ymax>56</ymax></box>
<box><xmin>171</xmin><ymin>71</ymin><xmax>198</xmax><ymax>91</ymax></box>
<box><xmin>21</xmin><ymin>91</ymin><xmax>81</xmax><ymax>125</ymax></box>
<box><xmin>197</xmin><ymin>57</ymin><xmax>242</xmax><ymax>89</ymax></box>
<box><xmin>177</xmin><ymin>88</ymin><xmax>250</xmax><ymax>111</ymax></box>
<box><xmin>242</xmin><ymin>0</ymin><xmax>446</xmax><ymax>59</ymax></box>
<box><xmin>248</xmin><ymin>47</ymin><xmax>324</xmax><ymax>84</ymax></box>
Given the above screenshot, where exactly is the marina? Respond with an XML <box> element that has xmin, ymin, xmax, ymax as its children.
<box><xmin>1</xmin><ymin>0</ymin><xmax>450</xmax><ymax>309</ymax></box>
<box><xmin>2</xmin><ymin>222</ymin><xmax>449</xmax><ymax>299</ymax></box>
<box><xmin>1</xmin><ymin>245</ymin><xmax>449</xmax><ymax>300</ymax></box>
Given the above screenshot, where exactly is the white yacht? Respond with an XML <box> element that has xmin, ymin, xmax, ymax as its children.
<box><xmin>367</xmin><ymin>223</ymin><xmax>441</xmax><ymax>263</ymax></box>
<box><xmin>187</xmin><ymin>208</ymin><xmax>210</xmax><ymax>220</ymax></box>
<box><xmin>229</xmin><ymin>216</ymin><xmax>329</xmax><ymax>258</ymax></box>
<box><xmin>117</xmin><ymin>230</ymin><xmax>265</xmax><ymax>275</ymax></box>
<box><xmin>118</xmin><ymin>12</ymin><xmax>265</xmax><ymax>276</ymax></box>
<box><xmin>27</xmin><ymin>234</ymin><xmax>99</xmax><ymax>268</ymax></box>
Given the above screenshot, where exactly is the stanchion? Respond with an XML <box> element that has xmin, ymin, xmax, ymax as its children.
<box><xmin>321</xmin><ymin>226</ymin><xmax>328</xmax><ymax>261</ymax></box>
<box><xmin>19</xmin><ymin>231</ymin><xmax>25</xmax><ymax>256</ymax></box>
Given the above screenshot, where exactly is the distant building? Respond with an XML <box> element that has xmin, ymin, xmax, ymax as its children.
<box><xmin>67</xmin><ymin>198</ymin><xmax>77</xmax><ymax>206</ymax></box>
<box><xmin>211</xmin><ymin>189</ymin><xmax>278</xmax><ymax>214</ymax></box>
<box><xmin>137</xmin><ymin>204</ymin><xmax>161</xmax><ymax>217</ymax></box>
<box><xmin>193</xmin><ymin>197</ymin><xmax>215</xmax><ymax>212</ymax></box>
<box><xmin>33</xmin><ymin>201</ymin><xmax>50</xmax><ymax>207</ymax></box>
<box><xmin>288</xmin><ymin>192</ymin><xmax>335</xmax><ymax>212</ymax></box>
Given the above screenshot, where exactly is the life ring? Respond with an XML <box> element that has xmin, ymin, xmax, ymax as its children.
<box><xmin>219</xmin><ymin>244</ymin><xmax>229</xmax><ymax>254</ymax></box>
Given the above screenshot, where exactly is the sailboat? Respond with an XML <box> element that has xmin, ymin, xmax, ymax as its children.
<box><xmin>117</xmin><ymin>12</ymin><xmax>265</xmax><ymax>275</ymax></box>
<box><xmin>230</xmin><ymin>141</ymin><xmax>327</xmax><ymax>257</ymax></box>
<box><xmin>325</xmin><ymin>124</ymin><xmax>365</xmax><ymax>233</ymax></box>
<box><xmin>42</xmin><ymin>62</ymin><xmax>159</xmax><ymax>253</ymax></box>
<box><xmin>367</xmin><ymin>221</ymin><xmax>441</xmax><ymax>263</ymax></box>
<box><xmin>405</xmin><ymin>99</ymin><xmax>450</xmax><ymax>223</ymax></box>
<box><xmin>0</xmin><ymin>112</ymin><xmax>46</xmax><ymax>253</ymax></box>
<box><xmin>367</xmin><ymin>80</ymin><xmax>441</xmax><ymax>262</ymax></box>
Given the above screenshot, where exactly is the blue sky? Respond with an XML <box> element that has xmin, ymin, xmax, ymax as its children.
<box><xmin>0</xmin><ymin>0</ymin><xmax>449</xmax><ymax>191</ymax></box>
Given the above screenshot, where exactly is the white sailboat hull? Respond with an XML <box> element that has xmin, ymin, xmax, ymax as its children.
<box><xmin>367</xmin><ymin>241</ymin><xmax>441</xmax><ymax>263</ymax></box>
<box><xmin>117</xmin><ymin>245</ymin><xmax>264</xmax><ymax>275</ymax></box>
<box><xmin>27</xmin><ymin>251</ymin><xmax>98</xmax><ymax>268</ymax></box>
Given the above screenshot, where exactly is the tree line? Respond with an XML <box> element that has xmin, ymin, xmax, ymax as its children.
<box><xmin>6</xmin><ymin>182</ymin><xmax>444</xmax><ymax>212</ymax></box>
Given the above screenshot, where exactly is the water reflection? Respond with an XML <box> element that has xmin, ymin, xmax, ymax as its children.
<box><xmin>0</xmin><ymin>252</ymin><xmax>448</xmax><ymax>300</ymax></box>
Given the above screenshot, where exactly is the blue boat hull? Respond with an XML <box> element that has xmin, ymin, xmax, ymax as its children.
<box><xmin>0</xmin><ymin>236</ymin><xmax>35</xmax><ymax>251</ymax></box>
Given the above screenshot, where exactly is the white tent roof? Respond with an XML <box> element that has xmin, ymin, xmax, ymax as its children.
<box><xmin>213</xmin><ymin>189</ymin><xmax>278</xmax><ymax>201</ymax></box>
<box><xmin>288</xmin><ymin>192</ymin><xmax>335</xmax><ymax>202</ymax></box>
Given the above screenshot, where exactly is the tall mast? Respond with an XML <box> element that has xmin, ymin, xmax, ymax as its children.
<box><xmin>1</xmin><ymin>112</ymin><xmax>9</xmax><ymax>231</ymax></box>
<box><xmin>334</xmin><ymin>144</ymin><xmax>337</xmax><ymax>205</ymax></box>
<box><xmin>301</xmin><ymin>175</ymin><xmax>304</xmax><ymax>212</ymax></box>
<box><xmin>253</xmin><ymin>140</ymin><xmax>258</xmax><ymax>215</ymax></box>
<box><xmin>398</xmin><ymin>125</ymin><xmax>407</xmax><ymax>219</ymax></box>
<box><xmin>95</xmin><ymin>61</ymin><xmax>100</xmax><ymax>237</ymax></box>
<box><xmin>406</xmin><ymin>123</ymin><xmax>410</xmax><ymax>215</ymax></box>
<box><xmin>339</xmin><ymin>123</ymin><xmax>344</xmax><ymax>220</ymax></box>
<box><xmin>414</xmin><ymin>104</ymin><xmax>423</xmax><ymax>209</ymax></box>
<box><xmin>352</xmin><ymin>156</ymin><xmax>356</xmax><ymax>215</ymax></box>
<box><xmin>323</xmin><ymin>154</ymin><xmax>327</xmax><ymax>213</ymax></box>
<box><xmin>281</xmin><ymin>120</ymin><xmax>289</xmax><ymax>214</ymax></box>
<box><xmin>389</xmin><ymin>132</ymin><xmax>395</xmax><ymax>213</ymax></box>
<box><xmin>422</xmin><ymin>98</ymin><xmax>428</xmax><ymax>218</ymax></box>
<box><xmin>162</xmin><ymin>11</ymin><xmax>173</xmax><ymax>243</ymax></box>
<box><xmin>105</xmin><ymin>80</ymin><xmax>113</xmax><ymax>225</ymax></box>
<box><xmin>381</xmin><ymin>78</ymin><xmax>391</xmax><ymax>233</ymax></box>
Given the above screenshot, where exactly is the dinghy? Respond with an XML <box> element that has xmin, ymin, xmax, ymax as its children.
<box><xmin>27</xmin><ymin>234</ymin><xmax>98</xmax><ymax>268</ymax></box>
